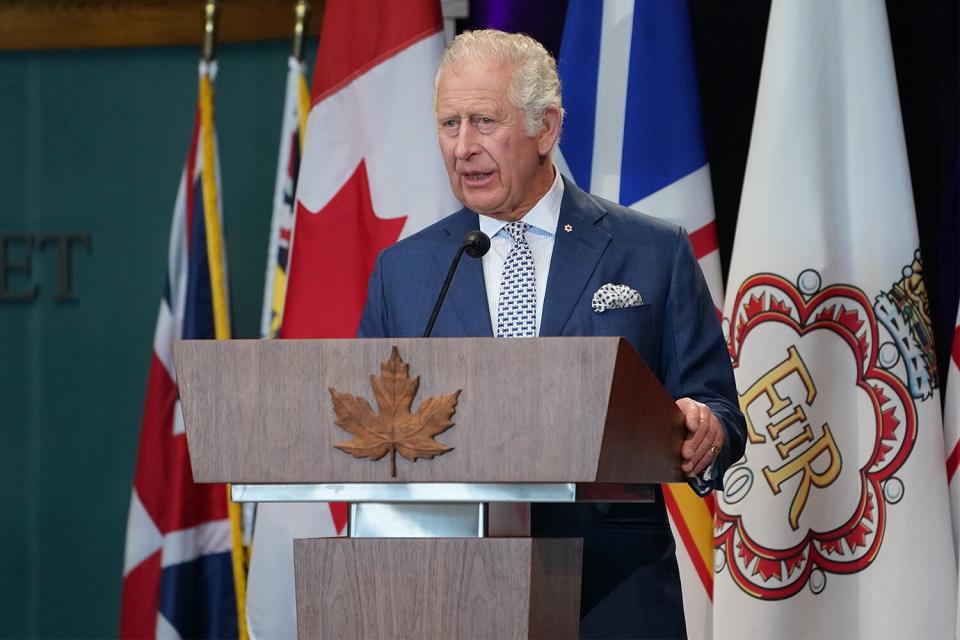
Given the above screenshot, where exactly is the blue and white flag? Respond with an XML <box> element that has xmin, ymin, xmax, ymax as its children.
<box><xmin>558</xmin><ymin>2</ymin><xmax>722</xmax><ymax>637</ymax></box>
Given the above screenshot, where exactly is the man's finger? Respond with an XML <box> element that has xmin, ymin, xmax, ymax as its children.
<box><xmin>681</xmin><ymin>402</ymin><xmax>709</xmax><ymax>460</ymax></box>
<box><xmin>686</xmin><ymin>418</ymin><xmax>725</xmax><ymax>476</ymax></box>
<box><xmin>683</xmin><ymin>430</ymin><xmax>712</xmax><ymax>473</ymax></box>
<box><xmin>690</xmin><ymin>434</ymin><xmax>720</xmax><ymax>475</ymax></box>
<box><xmin>689</xmin><ymin>413</ymin><xmax>718</xmax><ymax>460</ymax></box>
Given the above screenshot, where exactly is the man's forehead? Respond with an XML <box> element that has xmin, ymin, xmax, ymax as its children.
<box><xmin>439</xmin><ymin>60</ymin><xmax>513</xmax><ymax>86</ymax></box>
<box><xmin>436</xmin><ymin>62</ymin><xmax>512</xmax><ymax>105</ymax></box>
<box><xmin>436</xmin><ymin>88</ymin><xmax>504</xmax><ymax>109</ymax></box>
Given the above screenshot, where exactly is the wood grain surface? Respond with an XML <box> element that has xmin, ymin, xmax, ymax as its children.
<box><xmin>487</xmin><ymin>503</ymin><xmax>531</xmax><ymax>537</ymax></box>
<box><xmin>596</xmin><ymin>339</ymin><xmax>688</xmax><ymax>481</ymax></box>
<box><xmin>527</xmin><ymin>539</ymin><xmax>583</xmax><ymax>639</ymax></box>
<box><xmin>0</xmin><ymin>0</ymin><xmax>325</xmax><ymax>51</ymax></box>
<box><xmin>174</xmin><ymin>337</ymin><xmax>686</xmax><ymax>483</ymax></box>
<box><xmin>294</xmin><ymin>537</ymin><xmax>582</xmax><ymax>640</ymax></box>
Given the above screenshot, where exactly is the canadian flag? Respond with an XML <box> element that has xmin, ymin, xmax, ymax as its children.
<box><xmin>245</xmin><ymin>2</ymin><xmax>458</xmax><ymax>638</ymax></box>
<box><xmin>280</xmin><ymin>0</ymin><xmax>459</xmax><ymax>340</ymax></box>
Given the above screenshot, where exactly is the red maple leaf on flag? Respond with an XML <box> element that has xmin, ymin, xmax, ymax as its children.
<box><xmin>281</xmin><ymin>160</ymin><xmax>406</xmax><ymax>340</ymax></box>
<box><xmin>280</xmin><ymin>160</ymin><xmax>407</xmax><ymax>533</ymax></box>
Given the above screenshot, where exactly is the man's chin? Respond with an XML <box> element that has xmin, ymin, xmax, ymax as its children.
<box><xmin>462</xmin><ymin>195</ymin><xmax>506</xmax><ymax>217</ymax></box>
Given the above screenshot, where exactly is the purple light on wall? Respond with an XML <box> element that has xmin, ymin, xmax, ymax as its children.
<box><xmin>464</xmin><ymin>0</ymin><xmax>569</xmax><ymax>58</ymax></box>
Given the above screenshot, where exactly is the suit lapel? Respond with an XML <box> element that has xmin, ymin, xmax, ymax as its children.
<box><xmin>434</xmin><ymin>209</ymin><xmax>493</xmax><ymax>337</ymax></box>
<box><xmin>539</xmin><ymin>180</ymin><xmax>611</xmax><ymax>336</ymax></box>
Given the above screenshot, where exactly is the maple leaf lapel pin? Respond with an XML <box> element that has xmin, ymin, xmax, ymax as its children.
<box><xmin>329</xmin><ymin>346</ymin><xmax>461</xmax><ymax>477</ymax></box>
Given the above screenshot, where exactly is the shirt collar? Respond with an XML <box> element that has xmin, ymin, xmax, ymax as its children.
<box><xmin>478</xmin><ymin>166</ymin><xmax>564</xmax><ymax>239</ymax></box>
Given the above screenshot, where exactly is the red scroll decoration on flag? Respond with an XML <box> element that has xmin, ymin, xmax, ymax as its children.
<box><xmin>717</xmin><ymin>273</ymin><xmax>916</xmax><ymax>599</ymax></box>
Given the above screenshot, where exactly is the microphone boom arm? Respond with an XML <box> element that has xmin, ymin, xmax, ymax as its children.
<box><xmin>422</xmin><ymin>230</ymin><xmax>490</xmax><ymax>338</ymax></box>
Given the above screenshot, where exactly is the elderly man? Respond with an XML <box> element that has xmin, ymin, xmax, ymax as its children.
<box><xmin>359</xmin><ymin>29</ymin><xmax>745</xmax><ymax>639</ymax></box>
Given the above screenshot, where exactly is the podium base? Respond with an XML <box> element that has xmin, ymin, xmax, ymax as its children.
<box><xmin>294</xmin><ymin>537</ymin><xmax>582</xmax><ymax>640</ymax></box>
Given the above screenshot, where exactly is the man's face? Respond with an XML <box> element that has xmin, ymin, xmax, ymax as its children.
<box><xmin>435</xmin><ymin>61</ymin><xmax>559</xmax><ymax>221</ymax></box>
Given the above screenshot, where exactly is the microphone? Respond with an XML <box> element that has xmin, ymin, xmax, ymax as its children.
<box><xmin>462</xmin><ymin>229</ymin><xmax>491</xmax><ymax>258</ymax></box>
<box><xmin>422</xmin><ymin>230</ymin><xmax>491</xmax><ymax>337</ymax></box>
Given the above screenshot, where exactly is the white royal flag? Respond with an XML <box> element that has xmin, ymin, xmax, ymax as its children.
<box><xmin>945</xmin><ymin>301</ymin><xmax>960</xmax><ymax>635</ymax></box>
<box><xmin>713</xmin><ymin>1</ymin><xmax>957</xmax><ymax>638</ymax></box>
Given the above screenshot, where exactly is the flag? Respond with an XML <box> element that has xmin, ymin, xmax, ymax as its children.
<box><xmin>121</xmin><ymin>61</ymin><xmax>242</xmax><ymax>639</ymax></box>
<box><xmin>945</xmin><ymin>302</ymin><xmax>960</xmax><ymax>634</ymax></box>
<box><xmin>280</xmin><ymin>0</ymin><xmax>459</xmax><ymax>340</ymax></box>
<box><xmin>714</xmin><ymin>1</ymin><xmax>956</xmax><ymax>637</ymax></box>
<box><xmin>259</xmin><ymin>56</ymin><xmax>310</xmax><ymax>341</ymax></box>
<box><xmin>245</xmin><ymin>55</ymin><xmax>333</xmax><ymax>640</ymax></box>
<box><xmin>245</xmin><ymin>2</ymin><xmax>459</xmax><ymax>638</ymax></box>
<box><xmin>557</xmin><ymin>2</ymin><xmax>722</xmax><ymax>636</ymax></box>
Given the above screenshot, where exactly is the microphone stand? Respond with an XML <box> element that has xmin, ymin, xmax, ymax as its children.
<box><xmin>422</xmin><ymin>230</ymin><xmax>490</xmax><ymax>337</ymax></box>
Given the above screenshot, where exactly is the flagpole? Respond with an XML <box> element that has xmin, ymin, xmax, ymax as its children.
<box><xmin>199</xmin><ymin>2</ymin><xmax>250</xmax><ymax>638</ymax></box>
<box><xmin>292</xmin><ymin>0</ymin><xmax>309</xmax><ymax>62</ymax></box>
<box><xmin>202</xmin><ymin>0</ymin><xmax>217</xmax><ymax>64</ymax></box>
<box><xmin>199</xmin><ymin>3</ymin><xmax>228</xmax><ymax>342</ymax></box>
<box><xmin>293</xmin><ymin>1</ymin><xmax>312</xmax><ymax>151</ymax></box>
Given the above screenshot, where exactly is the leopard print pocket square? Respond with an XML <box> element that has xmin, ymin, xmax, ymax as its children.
<box><xmin>591</xmin><ymin>283</ymin><xmax>644</xmax><ymax>313</ymax></box>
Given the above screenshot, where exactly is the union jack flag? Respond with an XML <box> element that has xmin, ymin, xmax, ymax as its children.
<box><xmin>120</xmin><ymin>61</ymin><xmax>238</xmax><ymax>639</ymax></box>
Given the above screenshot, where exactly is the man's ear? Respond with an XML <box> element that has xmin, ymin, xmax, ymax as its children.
<box><xmin>537</xmin><ymin>106</ymin><xmax>562</xmax><ymax>157</ymax></box>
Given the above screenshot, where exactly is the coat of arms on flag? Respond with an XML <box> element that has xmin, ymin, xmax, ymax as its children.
<box><xmin>717</xmin><ymin>254</ymin><xmax>935</xmax><ymax>599</ymax></box>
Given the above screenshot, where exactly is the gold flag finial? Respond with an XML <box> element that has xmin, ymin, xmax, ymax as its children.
<box><xmin>293</xmin><ymin>0</ymin><xmax>311</xmax><ymax>61</ymax></box>
<box><xmin>202</xmin><ymin>0</ymin><xmax>218</xmax><ymax>63</ymax></box>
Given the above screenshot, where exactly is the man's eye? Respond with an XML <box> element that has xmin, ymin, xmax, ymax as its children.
<box><xmin>475</xmin><ymin>117</ymin><xmax>496</xmax><ymax>132</ymax></box>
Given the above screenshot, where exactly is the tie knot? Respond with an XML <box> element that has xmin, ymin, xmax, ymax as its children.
<box><xmin>503</xmin><ymin>221</ymin><xmax>529</xmax><ymax>244</ymax></box>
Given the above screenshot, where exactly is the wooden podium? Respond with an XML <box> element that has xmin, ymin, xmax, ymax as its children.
<box><xmin>174</xmin><ymin>337</ymin><xmax>686</xmax><ymax>639</ymax></box>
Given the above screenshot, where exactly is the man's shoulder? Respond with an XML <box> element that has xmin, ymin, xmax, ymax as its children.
<box><xmin>379</xmin><ymin>208</ymin><xmax>476</xmax><ymax>259</ymax></box>
<box><xmin>562</xmin><ymin>178</ymin><xmax>683</xmax><ymax>242</ymax></box>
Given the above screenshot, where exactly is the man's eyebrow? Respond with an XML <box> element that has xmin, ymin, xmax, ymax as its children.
<box><xmin>437</xmin><ymin>108</ymin><xmax>501</xmax><ymax>122</ymax></box>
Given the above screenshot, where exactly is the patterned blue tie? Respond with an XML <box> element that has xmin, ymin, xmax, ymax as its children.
<box><xmin>496</xmin><ymin>221</ymin><xmax>537</xmax><ymax>338</ymax></box>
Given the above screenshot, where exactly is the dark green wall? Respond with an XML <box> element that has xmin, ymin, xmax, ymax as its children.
<box><xmin>0</xmin><ymin>40</ymin><xmax>310</xmax><ymax>637</ymax></box>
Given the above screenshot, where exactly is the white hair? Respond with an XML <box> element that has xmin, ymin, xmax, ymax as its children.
<box><xmin>435</xmin><ymin>29</ymin><xmax>564</xmax><ymax>136</ymax></box>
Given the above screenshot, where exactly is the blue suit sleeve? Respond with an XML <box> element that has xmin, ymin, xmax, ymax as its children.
<box><xmin>358</xmin><ymin>252</ymin><xmax>388</xmax><ymax>338</ymax></box>
<box><xmin>661</xmin><ymin>227</ymin><xmax>746</xmax><ymax>493</ymax></box>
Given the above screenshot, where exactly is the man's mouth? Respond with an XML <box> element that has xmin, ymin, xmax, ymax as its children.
<box><xmin>460</xmin><ymin>171</ymin><xmax>495</xmax><ymax>187</ymax></box>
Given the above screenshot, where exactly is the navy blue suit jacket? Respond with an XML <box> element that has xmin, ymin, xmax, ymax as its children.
<box><xmin>359</xmin><ymin>178</ymin><xmax>745</xmax><ymax>481</ymax></box>
<box><xmin>358</xmin><ymin>177</ymin><xmax>746</xmax><ymax>637</ymax></box>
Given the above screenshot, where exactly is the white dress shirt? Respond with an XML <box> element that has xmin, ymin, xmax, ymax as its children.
<box><xmin>478</xmin><ymin>168</ymin><xmax>564</xmax><ymax>336</ymax></box>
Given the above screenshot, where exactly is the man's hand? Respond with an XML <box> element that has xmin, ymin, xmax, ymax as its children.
<box><xmin>676</xmin><ymin>398</ymin><xmax>725</xmax><ymax>477</ymax></box>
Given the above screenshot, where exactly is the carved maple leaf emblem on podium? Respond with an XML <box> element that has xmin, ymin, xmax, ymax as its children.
<box><xmin>329</xmin><ymin>347</ymin><xmax>460</xmax><ymax>477</ymax></box>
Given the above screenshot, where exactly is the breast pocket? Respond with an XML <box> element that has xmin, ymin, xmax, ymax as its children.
<box><xmin>588</xmin><ymin>304</ymin><xmax>659</xmax><ymax>365</ymax></box>
<box><xmin>589</xmin><ymin>303</ymin><xmax>655</xmax><ymax>332</ymax></box>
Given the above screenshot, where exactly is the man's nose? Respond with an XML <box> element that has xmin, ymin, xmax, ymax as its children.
<box><xmin>453</xmin><ymin>123</ymin><xmax>479</xmax><ymax>160</ymax></box>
